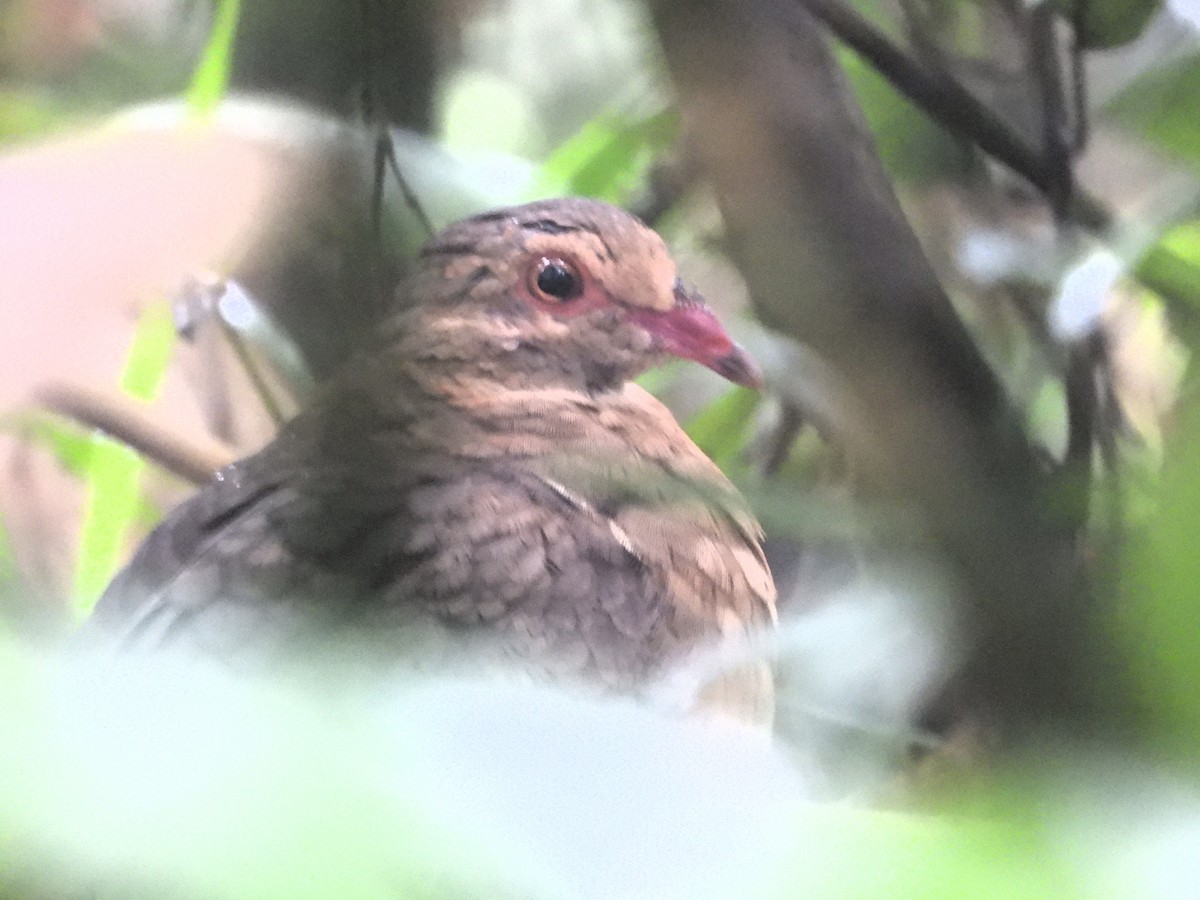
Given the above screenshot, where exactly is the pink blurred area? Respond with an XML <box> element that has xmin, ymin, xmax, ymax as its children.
<box><xmin>1</xmin><ymin>124</ymin><xmax>273</xmax><ymax>397</ymax></box>
<box><xmin>0</xmin><ymin>108</ymin><xmax>305</xmax><ymax>618</ymax></box>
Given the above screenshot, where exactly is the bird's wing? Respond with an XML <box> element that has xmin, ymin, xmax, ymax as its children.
<box><xmin>551</xmin><ymin>382</ymin><xmax>777</xmax><ymax>630</ymax></box>
<box><xmin>550</xmin><ymin>384</ymin><xmax>778</xmax><ymax>723</ymax></box>
<box><xmin>85</xmin><ymin>444</ymin><xmax>335</xmax><ymax>660</ymax></box>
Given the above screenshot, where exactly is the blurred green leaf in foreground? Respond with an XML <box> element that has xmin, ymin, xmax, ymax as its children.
<box><xmin>5</xmin><ymin>636</ymin><xmax>1190</xmax><ymax>900</ymax></box>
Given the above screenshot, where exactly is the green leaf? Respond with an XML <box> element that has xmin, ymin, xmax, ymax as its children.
<box><xmin>0</xmin><ymin>412</ymin><xmax>95</xmax><ymax>478</ymax></box>
<box><xmin>538</xmin><ymin>109</ymin><xmax>677</xmax><ymax>203</ymax></box>
<box><xmin>1122</xmin><ymin>222</ymin><xmax>1200</xmax><ymax>758</ymax></box>
<box><xmin>771</xmin><ymin>801</ymin><xmax>1070</xmax><ymax>898</ymax></box>
<box><xmin>1124</xmin><ymin>398</ymin><xmax>1200</xmax><ymax>761</ymax></box>
<box><xmin>0</xmin><ymin>90</ymin><xmax>64</xmax><ymax>142</ymax></box>
<box><xmin>1108</xmin><ymin>53</ymin><xmax>1200</xmax><ymax>170</ymax></box>
<box><xmin>439</xmin><ymin>70</ymin><xmax>544</xmax><ymax>157</ymax></box>
<box><xmin>186</xmin><ymin>0</ymin><xmax>241</xmax><ymax>116</ymax></box>
<box><xmin>1057</xmin><ymin>0</ymin><xmax>1163</xmax><ymax>49</ymax></box>
<box><xmin>73</xmin><ymin>303</ymin><xmax>176</xmax><ymax>614</ymax></box>
<box><xmin>118</xmin><ymin>303</ymin><xmax>178</xmax><ymax>399</ymax></box>
<box><xmin>684</xmin><ymin>387</ymin><xmax>761</xmax><ymax>469</ymax></box>
<box><xmin>1137</xmin><ymin>220</ymin><xmax>1200</xmax><ymax>309</ymax></box>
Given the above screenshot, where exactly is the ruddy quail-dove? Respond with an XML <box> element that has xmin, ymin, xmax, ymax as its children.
<box><xmin>87</xmin><ymin>198</ymin><xmax>777</xmax><ymax>721</ymax></box>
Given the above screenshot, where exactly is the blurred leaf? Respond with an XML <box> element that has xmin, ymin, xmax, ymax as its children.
<box><xmin>0</xmin><ymin>411</ymin><xmax>94</xmax><ymax>478</ymax></box>
<box><xmin>73</xmin><ymin>303</ymin><xmax>176</xmax><ymax>614</ymax></box>
<box><xmin>1137</xmin><ymin>220</ymin><xmax>1200</xmax><ymax>310</ymax></box>
<box><xmin>73</xmin><ymin>440</ymin><xmax>142</xmax><ymax>613</ymax></box>
<box><xmin>440</xmin><ymin>69</ymin><xmax>544</xmax><ymax>157</ymax></box>
<box><xmin>538</xmin><ymin>108</ymin><xmax>677</xmax><ymax>202</ymax></box>
<box><xmin>187</xmin><ymin>0</ymin><xmax>241</xmax><ymax>115</ymax></box>
<box><xmin>0</xmin><ymin>632</ymin><xmax>1113</xmax><ymax>898</ymax></box>
<box><xmin>1159</xmin><ymin>221</ymin><xmax>1200</xmax><ymax>268</ymax></box>
<box><xmin>684</xmin><ymin>386</ymin><xmax>761</xmax><ymax>469</ymax></box>
<box><xmin>1123</xmin><ymin>333</ymin><xmax>1200</xmax><ymax>759</ymax></box>
<box><xmin>1108</xmin><ymin>53</ymin><xmax>1200</xmax><ymax>169</ymax></box>
<box><xmin>1056</xmin><ymin>0</ymin><xmax>1162</xmax><ymax>49</ymax></box>
<box><xmin>772</xmin><ymin>801</ymin><xmax>1070</xmax><ymax>898</ymax></box>
<box><xmin>0</xmin><ymin>90</ymin><xmax>63</xmax><ymax>142</ymax></box>
<box><xmin>0</xmin><ymin>643</ymin><xmax>529</xmax><ymax>899</ymax></box>
<box><xmin>745</xmin><ymin>483</ymin><xmax>869</xmax><ymax>541</ymax></box>
<box><xmin>133</xmin><ymin>492</ymin><xmax>164</xmax><ymax>530</ymax></box>
<box><xmin>1026</xmin><ymin>378</ymin><xmax>1069</xmax><ymax>459</ymax></box>
<box><xmin>634</xmin><ymin>366</ymin><xmax>675</xmax><ymax>397</ymax></box>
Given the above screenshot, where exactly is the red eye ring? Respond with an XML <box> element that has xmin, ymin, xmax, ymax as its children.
<box><xmin>528</xmin><ymin>256</ymin><xmax>583</xmax><ymax>303</ymax></box>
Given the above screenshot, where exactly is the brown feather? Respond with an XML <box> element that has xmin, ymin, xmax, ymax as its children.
<box><xmin>88</xmin><ymin>198</ymin><xmax>777</xmax><ymax>722</ymax></box>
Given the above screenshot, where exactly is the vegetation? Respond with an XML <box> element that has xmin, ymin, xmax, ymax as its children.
<box><xmin>1</xmin><ymin>0</ymin><xmax>1199</xmax><ymax>895</ymax></box>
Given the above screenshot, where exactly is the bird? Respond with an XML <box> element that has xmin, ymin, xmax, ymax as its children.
<box><xmin>86</xmin><ymin>198</ymin><xmax>777</xmax><ymax>722</ymax></box>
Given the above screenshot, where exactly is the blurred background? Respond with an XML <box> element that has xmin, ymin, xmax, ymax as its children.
<box><xmin>1</xmin><ymin>0</ymin><xmax>1199</xmax><ymax>895</ymax></box>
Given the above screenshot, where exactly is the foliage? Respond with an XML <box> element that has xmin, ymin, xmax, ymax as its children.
<box><xmin>1137</xmin><ymin>219</ymin><xmax>1200</xmax><ymax>310</ymax></box>
<box><xmin>684</xmin><ymin>385</ymin><xmax>762</xmax><ymax>470</ymax></box>
<box><xmin>537</xmin><ymin>108</ymin><xmax>678</xmax><ymax>202</ymax></box>
<box><xmin>1059</xmin><ymin>0</ymin><xmax>1163</xmax><ymax>49</ymax></box>
<box><xmin>3</xmin><ymin>0</ymin><xmax>1200</xmax><ymax>895</ymax></box>
<box><xmin>71</xmin><ymin>304</ymin><xmax>176</xmax><ymax>611</ymax></box>
<box><xmin>1126</xmin><ymin>395</ymin><xmax>1200</xmax><ymax>759</ymax></box>
<box><xmin>1109</xmin><ymin>52</ymin><xmax>1200</xmax><ymax>170</ymax></box>
<box><xmin>186</xmin><ymin>0</ymin><xmax>242</xmax><ymax>116</ymax></box>
<box><xmin>0</xmin><ymin>638</ymin><xmax>1151</xmax><ymax>898</ymax></box>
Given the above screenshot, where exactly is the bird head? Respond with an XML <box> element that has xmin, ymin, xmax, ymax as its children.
<box><xmin>405</xmin><ymin>198</ymin><xmax>763</xmax><ymax>393</ymax></box>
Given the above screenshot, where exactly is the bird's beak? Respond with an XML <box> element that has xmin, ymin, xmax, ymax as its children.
<box><xmin>629</xmin><ymin>281</ymin><xmax>764</xmax><ymax>390</ymax></box>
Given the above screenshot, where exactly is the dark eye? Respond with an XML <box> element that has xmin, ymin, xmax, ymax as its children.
<box><xmin>531</xmin><ymin>257</ymin><xmax>583</xmax><ymax>302</ymax></box>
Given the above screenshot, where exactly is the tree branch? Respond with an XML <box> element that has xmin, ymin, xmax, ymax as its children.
<box><xmin>1029</xmin><ymin>2</ymin><xmax>1076</xmax><ymax>221</ymax></box>
<box><xmin>793</xmin><ymin>0</ymin><xmax>1109</xmax><ymax>230</ymax></box>
<box><xmin>34</xmin><ymin>382</ymin><xmax>234</xmax><ymax>485</ymax></box>
<box><xmin>651</xmin><ymin>0</ymin><xmax>1120</xmax><ymax>734</ymax></box>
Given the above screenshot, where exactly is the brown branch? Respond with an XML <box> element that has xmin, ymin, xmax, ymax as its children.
<box><xmin>1067</xmin><ymin>0</ymin><xmax>1092</xmax><ymax>153</ymax></box>
<box><xmin>793</xmin><ymin>0</ymin><xmax>1110</xmax><ymax>230</ymax></box>
<box><xmin>651</xmin><ymin>0</ymin><xmax>1121</xmax><ymax>735</ymax></box>
<box><xmin>34</xmin><ymin>382</ymin><xmax>235</xmax><ymax>485</ymax></box>
<box><xmin>1062</xmin><ymin>342</ymin><xmax>1098</xmax><ymax>521</ymax></box>
<box><xmin>762</xmin><ymin>401</ymin><xmax>807</xmax><ymax>478</ymax></box>
<box><xmin>1029</xmin><ymin>2</ymin><xmax>1076</xmax><ymax>221</ymax></box>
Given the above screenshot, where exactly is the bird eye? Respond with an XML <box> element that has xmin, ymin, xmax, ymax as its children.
<box><xmin>530</xmin><ymin>257</ymin><xmax>583</xmax><ymax>302</ymax></box>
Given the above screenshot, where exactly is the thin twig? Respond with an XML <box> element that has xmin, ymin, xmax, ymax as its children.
<box><xmin>34</xmin><ymin>382</ymin><xmax>235</xmax><ymax>485</ymax></box>
<box><xmin>1027</xmin><ymin>3</ymin><xmax>1103</xmax><ymax>538</ymax></box>
<box><xmin>762</xmin><ymin>401</ymin><xmax>806</xmax><ymax>477</ymax></box>
<box><xmin>1062</xmin><ymin>341</ymin><xmax>1097</xmax><ymax>528</ymax></box>
<box><xmin>795</xmin><ymin>0</ymin><xmax>1045</xmax><ymax>182</ymax></box>
<box><xmin>359</xmin><ymin>0</ymin><xmax>433</xmax><ymax>240</ymax></box>
<box><xmin>380</xmin><ymin>133</ymin><xmax>434</xmax><ymax>237</ymax></box>
<box><xmin>217</xmin><ymin>320</ymin><xmax>288</xmax><ymax>428</ymax></box>
<box><xmin>1067</xmin><ymin>0</ymin><xmax>1091</xmax><ymax>153</ymax></box>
